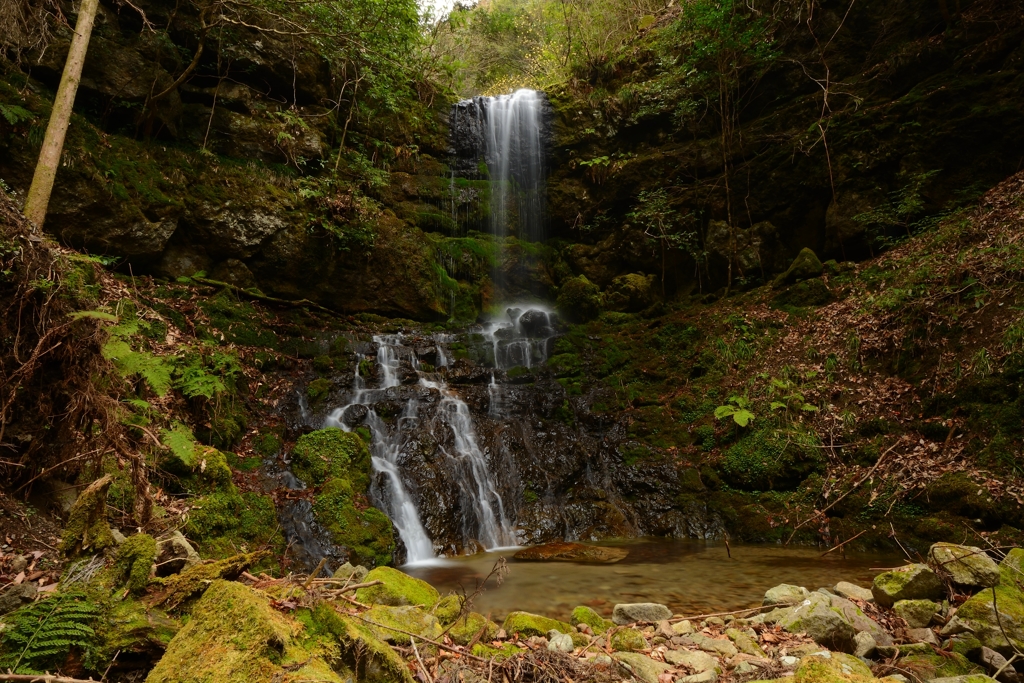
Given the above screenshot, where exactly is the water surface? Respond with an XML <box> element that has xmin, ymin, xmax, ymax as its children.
<box><xmin>405</xmin><ymin>539</ymin><xmax>897</xmax><ymax>622</ymax></box>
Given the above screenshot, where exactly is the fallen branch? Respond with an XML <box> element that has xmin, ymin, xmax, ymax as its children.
<box><xmin>347</xmin><ymin>611</ymin><xmax>492</xmax><ymax>663</ymax></box>
<box><xmin>821</xmin><ymin>530</ymin><xmax>868</xmax><ymax>557</ymax></box>
<box><xmin>669</xmin><ymin>602</ymin><xmax>799</xmax><ymax>623</ymax></box>
<box><xmin>191</xmin><ymin>276</ymin><xmax>337</xmax><ymax>315</ymax></box>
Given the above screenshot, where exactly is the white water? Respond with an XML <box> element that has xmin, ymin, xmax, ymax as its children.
<box><xmin>475</xmin><ymin>304</ymin><xmax>557</xmax><ymax>370</ymax></box>
<box><xmin>324</xmin><ymin>333</ymin><xmax>516</xmax><ymax>562</ymax></box>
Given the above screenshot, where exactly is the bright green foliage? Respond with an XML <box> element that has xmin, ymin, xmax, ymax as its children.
<box><xmin>714</xmin><ymin>395</ymin><xmax>755</xmax><ymax>427</ymax></box>
<box><xmin>102</xmin><ymin>339</ymin><xmax>173</xmax><ymax>396</ymax></box>
<box><xmin>184</xmin><ymin>490</ymin><xmax>283</xmax><ymax>560</ymax></box>
<box><xmin>312</xmin><ymin>480</ymin><xmax>395</xmax><ymax>567</ymax></box>
<box><xmin>291</xmin><ymin>429</ymin><xmax>371</xmax><ymax>488</ymax></box>
<box><xmin>115</xmin><ymin>533</ymin><xmax>157</xmax><ymax>593</ymax></box>
<box><xmin>0</xmin><ymin>591</ymin><xmax>101</xmax><ymax>674</ymax></box>
<box><xmin>160</xmin><ymin>421</ymin><xmax>197</xmax><ymax>466</ymax></box>
<box><xmin>721</xmin><ymin>427</ymin><xmax>821</xmax><ymax>491</ymax></box>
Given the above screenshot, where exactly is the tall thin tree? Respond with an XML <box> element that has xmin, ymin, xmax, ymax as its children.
<box><xmin>23</xmin><ymin>0</ymin><xmax>101</xmax><ymax>230</ymax></box>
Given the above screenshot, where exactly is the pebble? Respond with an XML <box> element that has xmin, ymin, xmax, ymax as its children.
<box><xmin>780</xmin><ymin>656</ymin><xmax>800</xmax><ymax>667</ymax></box>
<box><xmin>547</xmin><ymin>632</ymin><xmax>574</xmax><ymax>653</ymax></box>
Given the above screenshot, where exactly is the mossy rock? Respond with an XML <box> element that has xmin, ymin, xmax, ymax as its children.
<box><xmin>312</xmin><ymin>481</ymin><xmax>394</xmax><ymax>568</ymax></box>
<box><xmin>871</xmin><ymin>564</ymin><xmax>943</xmax><ymax>607</ymax></box>
<box><xmin>361</xmin><ymin>605</ymin><xmax>442</xmax><ymax>645</ymax></box>
<box><xmin>896</xmin><ymin>651</ymin><xmax>981</xmax><ymax>681</ymax></box>
<box><xmin>152</xmin><ymin>552</ymin><xmax>268</xmax><ymax>611</ymax></box>
<box><xmin>471</xmin><ymin>642</ymin><xmax>521</xmax><ymax>661</ymax></box>
<box><xmin>95</xmin><ymin>596</ymin><xmax>180</xmax><ymax>666</ymax></box>
<box><xmin>61</xmin><ymin>475</ymin><xmax>115</xmax><ymax>557</ymax></box>
<box><xmin>183</xmin><ymin>489</ymin><xmax>283</xmax><ymax>563</ymax></box>
<box><xmin>556</xmin><ymin>275</ymin><xmax>602</xmax><ymax>322</ymax></box>
<box><xmin>571</xmin><ymin>605</ymin><xmax>614</xmax><ymax>635</ymax></box>
<box><xmin>501</xmin><ymin>611</ymin><xmax>573</xmax><ymax>638</ymax></box>
<box><xmin>720</xmin><ymin>428</ymin><xmax>822</xmax><ymax>491</ymax></box>
<box><xmin>356</xmin><ymin>567</ymin><xmax>439</xmax><ymax>608</ymax></box>
<box><xmin>611</xmin><ymin>627</ymin><xmax>648</xmax><ymax>652</ymax></box>
<box><xmin>793</xmin><ymin>653</ymin><xmax>874</xmax><ymax>683</ymax></box>
<box><xmin>434</xmin><ymin>595</ymin><xmax>462</xmax><ymax>625</ymax></box>
<box><xmin>291</xmin><ymin>429</ymin><xmax>370</xmax><ymax>488</ymax></box>
<box><xmin>115</xmin><ymin>533</ymin><xmax>157</xmax><ymax>593</ymax></box>
<box><xmin>146</xmin><ymin>580</ymin><xmax>343</xmax><ymax>683</ymax></box>
<box><xmin>306</xmin><ymin>377</ymin><xmax>332</xmax><ymax>404</ymax></box>
<box><xmin>312</xmin><ymin>604</ymin><xmax>415</xmax><ymax>683</ymax></box>
<box><xmin>892</xmin><ymin>599</ymin><xmax>939</xmax><ymax>629</ymax></box>
<box><xmin>449</xmin><ymin>612</ymin><xmax>499</xmax><ymax>645</ymax></box>
<box><xmin>606</xmin><ymin>273</ymin><xmax>656</xmax><ymax>312</ymax></box>
<box><xmin>954</xmin><ymin>548</ymin><xmax>1024</xmax><ymax>655</ymax></box>
<box><xmin>773</xmin><ymin>248</ymin><xmax>824</xmax><ymax>288</ymax></box>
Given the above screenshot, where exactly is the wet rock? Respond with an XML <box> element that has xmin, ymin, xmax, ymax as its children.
<box><xmin>613</xmin><ymin>602</ymin><xmax>672</xmax><ymax>624</ymax></box>
<box><xmin>872</xmin><ymin>564</ymin><xmax>944</xmax><ymax>607</ymax></box>
<box><xmin>339</xmin><ymin>404</ymin><xmax>369</xmax><ymax>426</ymax></box>
<box><xmin>894</xmin><ymin>599</ymin><xmax>941</xmax><ymax>628</ymax></box>
<box><xmin>853</xmin><ymin>631</ymin><xmax>877</xmax><ymax>658</ymax></box>
<box><xmin>613</xmin><ymin>651</ymin><xmax>672</xmax><ymax>683</ymax></box>
<box><xmin>445</xmin><ymin>359</ymin><xmax>492</xmax><ymax>384</ymax></box>
<box><xmin>155</xmin><ymin>530</ymin><xmax>201</xmax><ymax>577</ymax></box>
<box><xmin>514</xmin><ymin>541</ymin><xmax>628</xmax><ymax>563</ymax></box>
<box><xmin>835</xmin><ymin>581</ymin><xmax>874</xmax><ymax>602</ymax></box>
<box><xmin>548</xmin><ymin>631</ymin><xmax>575</xmax><ymax>652</ymax></box>
<box><xmin>773</xmin><ymin>247</ymin><xmax>824</xmax><ymax>287</ymax></box>
<box><xmin>518</xmin><ymin>309</ymin><xmax>554</xmax><ymax>337</ymax></box>
<box><xmin>664</xmin><ymin>649</ymin><xmax>719</xmax><ymax>672</ymax></box>
<box><xmin>764</xmin><ymin>584</ymin><xmax>810</xmax><ymax>606</ymax></box>
<box><xmin>0</xmin><ymin>582</ymin><xmax>37</xmax><ymax>615</ymax></box>
<box><xmin>415</xmin><ymin>346</ymin><xmax>439</xmax><ymax>366</ymax></box>
<box><xmin>776</xmin><ymin>593</ymin><xmax>857</xmax><ymax>653</ymax></box>
<box><xmin>929</xmin><ymin>543</ymin><xmax>1001</xmax><ymax>589</ymax></box>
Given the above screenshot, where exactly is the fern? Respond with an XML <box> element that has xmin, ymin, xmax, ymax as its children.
<box><xmin>160</xmin><ymin>421</ymin><xmax>197</xmax><ymax>466</ymax></box>
<box><xmin>0</xmin><ymin>591</ymin><xmax>100</xmax><ymax>674</ymax></box>
<box><xmin>0</xmin><ymin>103</ymin><xmax>35</xmax><ymax>125</ymax></box>
<box><xmin>101</xmin><ymin>341</ymin><xmax>173</xmax><ymax>396</ymax></box>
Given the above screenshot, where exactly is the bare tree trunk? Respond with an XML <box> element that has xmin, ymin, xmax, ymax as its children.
<box><xmin>23</xmin><ymin>0</ymin><xmax>101</xmax><ymax>230</ymax></box>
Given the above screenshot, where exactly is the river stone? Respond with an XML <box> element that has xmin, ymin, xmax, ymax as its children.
<box><xmin>611</xmin><ymin>628</ymin><xmax>649</xmax><ymax>652</ymax></box>
<box><xmin>571</xmin><ymin>606</ymin><xmax>615</xmax><ymax>634</ymax></box>
<box><xmin>613</xmin><ymin>652</ymin><xmax>672</xmax><ymax>683</ymax></box>
<box><xmin>686</xmin><ymin>632</ymin><xmax>739</xmax><ymax>657</ymax></box>
<box><xmin>334</xmin><ymin>562</ymin><xmax>369</xmax><ymax>583</ymax></box>
<box><xmin>673</xmin><ymin>620</ymin><xmax>695</xmax><ymax>635</ymax></box>
<box><xmin>827</xmin><ymin>593</ymin><xmax>893</xmax><ymax>645</ymax></box>
<box><xmin>853</xmin><ymin>631</ymin><xmax>877</xmax><ymax>658</ymax></box>
<box><xmin>946</xmin><ymin>549</ymin><xmax>1024</xmax><ymax>656</ymax></box>
<box><xmin>613</xmin><ymin>602</ymin><xmax>672</xmax><ymax>624</ymax></box>
<box><xmin>676</xmin><ymin>670</ymin><xmax>719</xmax><ymax>683</ymax></box>
<box><xmin>929</xmin><ymin>543</ymin><xmax>1001</xmax><ymax>588</ymax></box>
<box><xmin>835</xmin><ymin>581</ymin><xmax>874</xmax><ymax>602</ymax></box>
<box><xmin>502</xmin><ymin>611</ymin><xmax>574</xmax><ymax>638</ymax></box>
<box><xmin>726</xmin><ymin>628</ymin><xmax>766</xmax><ymax>657</ymax></box>
<box><xmin>894</xmin><ymin>599</ymin><xmax>940</xmax><ymax>628</ymax></box>
<box><xmin>363</xmin><ymin>605</ymin><xmax>443</xmax><ymax>645</ymax></box>
<box><xmin>796</xmin><ymin>652</ymin><xmax>874</xmax><ymax>680</ymax></box>
<box><xmin>764</xmin><ymin>584</ymin><xmax>810</xmax><ymax>606</ymax></box>
<box><xmin>907</xmin><ymin>627</ymin><xmax>941</xmax><ymax>646</ymax></box>
<box><xmin>872</xmin><ymin>564</ymin><xmax>944</xmax><ymax>607</ymax></box>
<box><xmin>514</xmin><ymin>542</ymin><xmax>628</xmax><ymax>563</ymax></box>
<box><xmin>664</xmin><ymin>649</ymin><xmax>719</xmax><ymax>672</ymax></box>
<box><xmin>777</xmin><ymin>593</ymin><xmax>857</xmax><ymax>653</ymax></box>
<box><xmin>548</xmin><ymin>631</ymin><xmax>574</xmax><ymax>653</ymax></box>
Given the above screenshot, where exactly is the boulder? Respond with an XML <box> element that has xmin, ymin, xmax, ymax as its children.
<box><xmin>673</xmin><ymin>619</ymin><xmax>695</xmax><ymax>635</ymax></box>
<box><xmin>613</xmin><ymin>652</ymin><xmax>672</xmax><ymax>683</ymax></box>
<box><xmin>611</xmin><ymin>628</ymin><xmax>648</xmax><ymax>652</ymax></box>
<box><xmin>953</xmin><ymin>549</ymin><xmax>1024</xmax><ymax>656</ymax></box>
<box><xmin>827</xmin><ymin>594</ymin><xmax>893</xmax><ymax>645</ymax></box>
<box><xmin>906</xmin><ymin>627</ymin><xmax>941</xmax><ymax>646</ymax></box>
<box><xmin>664</xmin><ymin>649</ymin><xmax>719</xmax><ymax>672</ymax></box>
<box><xmin>979</xmin><ymin>646</ymin><xmax>1021</xmax><ymax>683</ymax></box>
<box><xmin>548</xmin><ymin>631</ymin><xmax>574</xmax><ymax>652</ymax></box>
<box><xmin>362</xmin><ymin>605</ymin><xmax>442</xmax><ymax>644</ymax></box>
<box><xmin>605</xmin><ymin>273</ymin><xmax>656</xmax><ymax>312</ymax></box>
<box><xmin>571</xmin><ymin>606</ymin><xmax>615</xmax><ymax>635</ymax></box>
<box><xmin>501</xmin><ymin>611</ymin><xmax>574</xmax><ymax>638</ymax></box>
<box><xmin>835</xmin><ymin>582</ymin><xmax>874</xmax><ymax>602</ymax></box>
<box><xmin>773</xmin><ymin>248</ymin><xmax>824</xmax><ymax>288</ymax></box>
<box><xmin>514</xmin><ymin>542</ymin><xmax>628</xmax><ymax>563</ymax></box>
<box><xmin>929</xmin><ymin>543</ymin><xmax>1001</xmax><ymax>588</ymax></box>
<box><xmin>764</xmin><ymin>584</ymin><xmax>810</xmax><ymax>606</ymax></box>
<box><xmin>334</xmin><ymin>562</ymin><xmax>369</xmax><ymax>583</ymax></box>
<box><xmin>355</xmin><ymin>567</ymin><xmax>439</xmax><ymax>608</ymax></box>
<box><xmin>613</xmin><ymin>602</ymin><xmax>672</xmax><ymax>624</ymax></box>
<box><xmin>449</xmin><ymin>612</ymin><xmax>499</xmax><ymax>645</ymax></box>
<box><xmin>776</xmin><ymin>593</ymin><xmax>858</xmax><ymax>652</ymax></box>
<box><xmin>792</xmin><ymin>652</ymin><xmax>874</xmax><ymax>683</ymax></box>
<box><xmin>872</xmin><ymin>564</ymin><xmax>944</xmax><ymax>607</ymax></box>
<box><xmin>893</xmin><ymin>599</ymin><xmax>940</xmax><ymax>628</ymax></box>
<box><xmin>517</xmin><ymin>309</ymin><xmax>555</xmax><ymax>337</ymax></box>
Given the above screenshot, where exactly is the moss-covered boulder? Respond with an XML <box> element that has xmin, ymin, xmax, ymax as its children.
<box><xmin>773</xmin><ymin>248</ymin><xmax>824</xmax><ymax>288</ymax></box>
<box><xmin>433</xmin><ymin>595</ymin><xmax>462</xmax><ymax>625</ymax></box>
<box><xmin>792</xmin><ymin>652</ymin><xmax>874</xmax><ymax>683</ymax></box>
<box><xmin>312</xmin><ymin>479</ymin><xmax>394</xmax><ymax>568</ymax></box>
<box><xmin>954</xmin><ymin>549</ymin><xmax>1024</xmax><ymax>655</ymax></box>
<box><xmin>361</xmin><ymin>605</ymin><xmax>442</xmax><ymax>644</ymax></box>
<box><xmin>928</xmin><ymin>543</ymin><xmax>1001</xmax><ymax>588</ymax></box>
<box><xmin>356</xmin><ymin>567</ymin><xmax>439</xmax><ymax>608</ymax></box>
<box><xmin>95</xmin><ymin>597</ymin><xmax>180</xmax><ymax>668</ymax></box>
<box><xmin>115</xmin><ymin>534</ymin><xmax>157</xmax><ymax>593</ymax></box>
<box><xmin>776</xmin><ymin>593</ymin><xmax>857</xmax><ymax>652</ymax></box>
<box><xmin>291</xmin><ymin>429</ymin><xmax>371</xmax><ymax>488</ymax></box>
<box><xmin>611</xmin><ymin>627</ymin><xmax>648</xmax><ymax>652</ymax></box>
<box><xmin>449</xmin><ymin>612</ymin><xmax>500</xmax><ymax>645</ymax></box>
<box><xmin>871</xmin><ymin>564</ymin><xmax>944</xmax><ymax>607</ymax></box>
<box><xmin>501</xmin><ymin>611</ymin><xmax>574</xmax><ymax>638</ymax></box>
<box><xmin>151</xmin><ymin>552</ymin><xmax>268</xmax><ymax>611</ymax></box>
<box><xmin>60</xmin><ymin>475</ymin><xmax>115</xmax><ymax>557</ymax></box>
<box><xmin>895</xmin><ymin>651</ymin><xmax>982</xmax><ymax>681</ymax></box>
<box><xmin>146</xmin><ymin>580</ymin><xmax>344</xmax><ymax>683</ymax></box>
<box><xmin>605</xmin><ymin>273</ymin><xmax>656</xmax><ymax>312</ymax></box>
<box><xmin>571</xmin><ymin>605</ymin><xmax>614</xmax><ymax>635</ymax></box>
<box><xmin>893</xmin><ymin>599</ymin><xmax>940</xmax><ymax>629</ymax></box>
<box><xmin>556</xmin><ymin>275</ymin><xmax>602</xmax><ymax>322</ymax></box>
<box><xmin>312</xmin><ymin>603</ymin><xmax>415</xmax><ymax>683</ymax></box>
<box><xmin>183</xmin><ymin>489</ymin><xmax>282</xmax><ymax>562</ymax></box>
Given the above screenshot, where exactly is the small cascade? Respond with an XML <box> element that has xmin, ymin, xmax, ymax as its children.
<box><xmin>476</xmin><ymin>305</ymin><xmax>559</xmax><ymax>370</ymax></box>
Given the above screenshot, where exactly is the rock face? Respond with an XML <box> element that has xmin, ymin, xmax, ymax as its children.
<box><xmin>929</xmin><ymin>543</ymin><xmax>1001</xmax><ymax>588</ymax></box>
<box><xmin>513</xmin><ymin>542</ymin><xmax>628</xmax><ymax>563</ymax></box>
<box><xmin>871</xmin><ymin>564</ymin><xmax>944</xmax><ymax>607</ymax></box>
<box><xmin>612</xmin><ymin>602</ymin><xmax>672</xmax><ymax>625</ymax></box>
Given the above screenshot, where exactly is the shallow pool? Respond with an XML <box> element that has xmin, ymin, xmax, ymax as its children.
<box><xmin>403</xmin><ymin>539</ymin><xmax>898</xmax><ymax>622</ymax></box>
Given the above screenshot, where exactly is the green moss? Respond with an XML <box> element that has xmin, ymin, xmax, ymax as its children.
<box><xmin>471</xmin><ymin>642</ymin><xmax>520</xmax><ymax>660</ymax></box>
<box><xmin>253</xmin><ymin>430</ymin><xmax>283</xmax><ymax>458</ymax></box>
<box><xmin>361</xmin><ymin>605</ymin><xmax>443</xmax><ymax>644</ymax></box>
<box><xmin>720</xmin><ymin>428</ymin><xmax>822</xmax><ymax>491</ymax></box>
<box><xmin>60</xmin><ymin>476</ymin><xmax>115</xmax><ymax>557</ymax></box>
<box><xmin>291</xmin><ymin>429</ymin><xmax>370</xmax><ymax>488</ymax></box>
<box><xmin>500</xmin><ymin>611</ymin><xmax>573</xmax><ymax>638</ymax></box>
<box><xmin>115</xmin><ymin>534</ymin><xmax>157</xmax><ymax>593</ymax></box>
<box><xmin>306</xmin><ymin>377</ymin><xmax>332</xmax><ymax>403</ymax></box>
<box><xmin>793</xmin><ymin>653</ymin><xmax>873</xmax><ymax>683</ymax></box>
<box><xmin>556</xmin><ymin>275</ymin><xmax>602</xmax><ymax>322</ymax></box>
<box><xmin>147</xmin><ymin>580</ymin><xmax>343</xmax><ymax>683</ymax></box>
<box><xmin>184</xmin><ymin>489</ymin><xmax>283</xmax><ymax>561</ymax></box>
<box><xmin>434</xmin><ymin>595</ymin><xmax>462</xmax><ymax>624</ymax></box>
<box><xmin>199</xmin><ymin>292</ymin><xmax>279</xmax><ymax>348</ymax></box>
<box><xmin>611</xmin><ymin>627</ymin><xmax>648</xmax><ymax>652</ymax></box>
<box><xmin>312</xmin><ymin>481</ymin><xmax>395</xmax><ymax>567</ymax></box>
<box><xmin>448</xmin><ymin>612</ymin><xmax>499</xmax><ymax>645</ymax></box>
<box><xmin>897</xmin><ymin>652</ymin><xmax>980</xmax><ymax>680</ymax></box>
<box><xmin>311</xmin><ymin>604</ymin><xmax>416</xmax><ymax>683</ymax></box>
<box><xmin>94</xmin><ymin>596</ymin><xmax>179</xmax><ymax>666</ymax></box>
<box><xmin>570</xmin><ymin>605</ymin><xmax>614</xmax><ymax>635</ymax></box>
<box><xmin>152</xmin><ymin>552</ymin><xmax>268</xmax><ymax>611</ymax></box>
<box><xmin>356</xmin><ymin>567</ymin><xmax>439</xmax><ymax>608</ymax></box>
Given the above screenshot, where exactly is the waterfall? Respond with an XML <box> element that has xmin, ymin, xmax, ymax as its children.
<box><xmin>324</xmin><ymin>334</ymin><xmax>516</xmax><ymax>561</ymax></box>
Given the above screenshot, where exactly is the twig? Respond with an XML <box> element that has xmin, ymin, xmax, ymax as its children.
<box><xmin>347</xmin><ymin>612</ymin><xmax>491</xmax><ymax>663</ymax></box>
<box><xmin>821</xmin><ymin>530</ymin><xmax>867</xmax><ymax>557</ymax></box>
<box><xmin>669</xmin><ymin>602</ymin><xmax>798</xmax><ymax>623</ymax></box>
<box><xmin>411</xmin><ymin>637</ymin><xmax>435</xmax><ymax>683</ymax></box>
<box><xmin>302</xmin><ymin>558</ymin><xmax>327</xmax><ymax>589</ymax></box>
